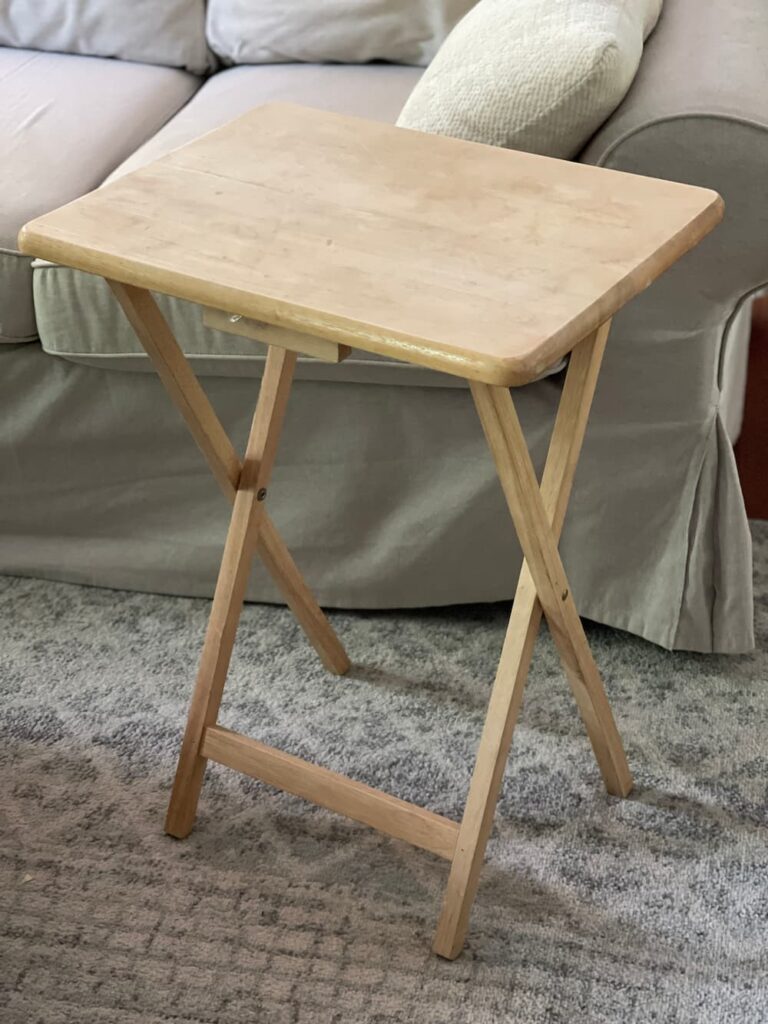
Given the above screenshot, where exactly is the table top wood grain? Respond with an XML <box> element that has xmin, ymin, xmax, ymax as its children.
<box><xmin>18</xmin><ymin>102</ymin><xmax>723</xmax><ymax>385</ymax></box>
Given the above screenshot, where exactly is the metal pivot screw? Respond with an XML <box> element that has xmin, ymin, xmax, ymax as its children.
<box><xmin>561</xmin><ymin>588</ymin><xmax>569</xmax><ymax>601</ymax></box>
<box><xmin>229</xmin><ymin>313</ymin><xmax>243</xmax><ymax>323</ymax></box>
<box><xmin>256</xmin><ymin>487</ymin><xmax>267</xmax><ymax>501</ymax></box>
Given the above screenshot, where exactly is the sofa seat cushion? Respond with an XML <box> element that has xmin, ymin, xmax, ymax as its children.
<box><xmin>1</xmin><ymin>47</ymin><xmax>200</xmax><ymax>343</ymax></box>
<box><xmin>206</xmin><ymin>0</ymin><xmax>477</xmax><ymax>67</ymax></box>
<box><xmin>0</xmin><ymin>0</ymin><xmax>213</xmax><ymax>74</ymax></box>
<box><xmin>34</xmin><ymin>63</ymin><xmax>473</xmax><ymax>388</ymax></box>
<box><xmin>398</xmin><ymin>0</ymin><xmax>663</xmax><ymax>158</ymax></box>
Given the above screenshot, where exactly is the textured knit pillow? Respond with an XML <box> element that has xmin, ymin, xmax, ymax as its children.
<box><xmin>397</xmin><ymin>0</ymin><xmax>663</xmax><ymax>158</ymax></box>
<box><xmin>0</xmin><ymin>0</ymin><xmax>213</xmax><ymax>74</ymax></box>
<box><xmin>206</xmin><ymin>0</ymin><xmax>478</xmax><ymax>67</ymax></box>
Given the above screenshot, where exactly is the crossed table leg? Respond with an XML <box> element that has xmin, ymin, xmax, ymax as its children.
<box><xmin>433</xmin><ymin>319</ymin><xmax>632</xmax><ymax>957</ymax></box>
<box><xmin>109</xmin><ymin>281</ymin><xmax>632</xmax><ymax>959</ymax></box>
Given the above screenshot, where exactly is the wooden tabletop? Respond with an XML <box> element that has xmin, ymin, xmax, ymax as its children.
<box><xmin>19</xmin><ymin>102</ymin><xmax>723</xmax><ymax>386</ymax></box>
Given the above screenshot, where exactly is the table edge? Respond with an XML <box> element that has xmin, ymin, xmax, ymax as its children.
<box><xmin>17</xmin><ymin>189</ymin><xmax>723</xmax><ymax>387</ymax></box>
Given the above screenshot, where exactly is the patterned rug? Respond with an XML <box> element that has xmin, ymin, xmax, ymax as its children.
<box><xmin>1</xmin><ymin>523</ymin><xmax>766</xmax><ymax>1024</ymax></box>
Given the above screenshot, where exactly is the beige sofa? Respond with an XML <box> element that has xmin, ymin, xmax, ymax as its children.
<box><xmin>1</xmin><ymin>0</ymin><xmax>766</xmax><ymax>653</ymax></box>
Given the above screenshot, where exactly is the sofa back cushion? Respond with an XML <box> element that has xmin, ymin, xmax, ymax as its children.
<box><xmin>0</xmin><ymin>0</ymin><xmax>213</xmax><ymax>74</ymax></box>
<box><xmin>398</xmin><ymin>0</ymin><xmax>663</xmax><ymax>159</ymax></box>
<box><xmin>206</xmin><ymin>0</ymin><xmax>478</xmax><ymax>66</ymax></box>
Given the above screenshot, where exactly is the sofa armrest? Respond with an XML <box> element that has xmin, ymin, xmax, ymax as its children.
<box><xmin>581</xmin><ymin>0</ymin><xmax>768</xmax><ymax>315</ymax></box>
<box><xmin>573</xmin><ymin>0</ymin><xmax>762</xmax><ymax>653</ymax></box>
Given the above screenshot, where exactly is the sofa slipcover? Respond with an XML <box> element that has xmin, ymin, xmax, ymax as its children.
<box><xmin>3</xmin><ymin>0</ymin><xmax>763</xmax><ymax>655</ymax></box>
<box><xmin>0</xmin><ymin>48</ymin><xmax>200</xmax><ymax>343</ymax></box>
<box><xmin>576</xmin><ymin>0</ymin><xmax>768</xmax><ymax>651</ymax></box>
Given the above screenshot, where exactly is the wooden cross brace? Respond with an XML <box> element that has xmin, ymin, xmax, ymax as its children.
<box><xmin>110</xmin><ymin>281</ymin><xmax>632</xmax><ymax>960</ymax></box>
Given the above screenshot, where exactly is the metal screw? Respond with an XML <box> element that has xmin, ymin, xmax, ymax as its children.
<box><xmin>256</xmin><ymin>487</ymin><xmax>267</xmax><ymax>501</ymax></box>
<box><xmin>229</xmin><ymin>313</ymin><xmax>243</xmax><ymax>323</ymax></box>
<box><xmin>561</xmin><ymin>588</ymin><xmax>568</xmax><ymax>601</ymax></box>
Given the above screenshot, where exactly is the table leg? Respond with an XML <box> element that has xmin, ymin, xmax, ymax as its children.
<box><xmin>109</xmin><ymin>278</ymin><xmax>631</xmax><ymax>957</ymax></box>
<box><xmin>433</xmin><ymin>323</ymin><xmax>632</xmax><ymax>959</ymax></box>
<box><xmin>165</xmin><ymin>345</ymin><xmax>298</xmax><ymax>838</ymax></box>
<box><xmin>256</xmin><ymin>518</ymin><xmax>350</xmax><ymax>675</ymax></box>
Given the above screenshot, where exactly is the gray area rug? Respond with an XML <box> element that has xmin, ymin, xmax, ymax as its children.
<box><xmin>1</xmin><ymin>523</ymin><xmax>766</xmax><ymax>1024</ymax></box>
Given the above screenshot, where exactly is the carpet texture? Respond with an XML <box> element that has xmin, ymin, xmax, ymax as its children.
<box><xmin>1</xmin><ymin>523</ymin><xmax>766</xmax><ymax>1023</ymax></box>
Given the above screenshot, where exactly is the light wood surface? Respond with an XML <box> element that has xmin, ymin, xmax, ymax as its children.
<box><xmin>202</xmin><ymin>725</ymin><xmax>459</xmax><ymax>860</ymax></box>
<box><xmin>203</xmin><ymin>307</ymin><xmax>351</xmax><ymax>363</ymax></box>
<box><xmin>432</xmin><ymin>322</ymin><xmax>612</xmax><ymax>959</ymax></box>
<box><xmin>110</xmin><ymin>283</ymin><xmax>349</xmax><ymax>676</ymax></box>
<box><xmin>20</xmin><ymin>103</ymin><xmax>722</xmax><ymax>385</ymax></box>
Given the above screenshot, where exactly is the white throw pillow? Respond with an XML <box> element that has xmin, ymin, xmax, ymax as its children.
<box><xmin>0</xmin><ymin>0</ymin><xmax>213</xmax><ymax>74</ymax></box>
<box><xmin>398</xmin><ymin>0</ymin><xmax>663</xmax><ymax>158</ymax></box>
<box><xmin>206</xmin><ymin>0</ymin><xmax>478</xmax><ymax>67</ymax></box>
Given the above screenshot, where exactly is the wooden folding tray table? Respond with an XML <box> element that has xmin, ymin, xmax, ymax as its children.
<box><xmin>19</xmin><ymin>103</ymin><xmax>723</xmax><ymax>958</ymax></box>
